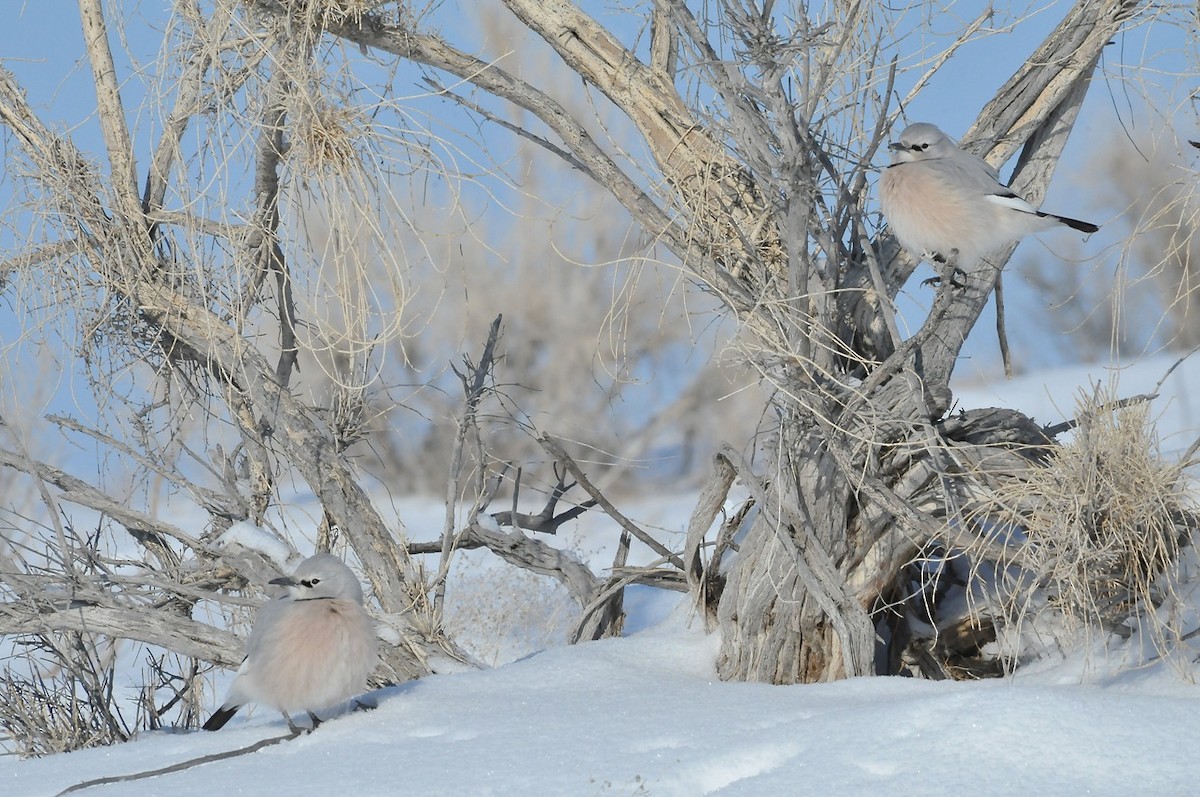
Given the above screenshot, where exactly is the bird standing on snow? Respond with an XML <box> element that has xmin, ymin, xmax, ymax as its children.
<box><xmin>879</xmin><ymin>122</ymin><xmax>1098</xmax><ymax>273</ymax></box>
<box><xmin>203</xmin><ymin>553</ymin><xmax>378</xmax><ymax>732</ymax></box>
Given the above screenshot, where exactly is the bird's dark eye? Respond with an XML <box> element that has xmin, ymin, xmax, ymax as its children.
<box><xmin>918</xmin><ymin>143</ymin><xmax>929</xmax><ymax>150</ymax></box>
<box><xmin>303</xmin><ymin>578</ymin><xmax>320</xmax><ymax>587</ymax></box>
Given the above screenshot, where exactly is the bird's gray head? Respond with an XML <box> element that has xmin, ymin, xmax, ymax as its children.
<box><xmin>888</xmin><ymin>123</ymin><xmax>957</xmax><ymax>164</ymax></box>
<box><xmin>271</xmin><ymin>553</ymin><xmax>366</xmax><ymax>604</ymax></box>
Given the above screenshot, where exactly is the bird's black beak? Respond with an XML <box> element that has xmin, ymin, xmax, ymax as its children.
<box><xmin>269</xmin><ymin>575</ymin><xmax>297</xmax><ymax>587</ymax></box>
<box><xmin>888</xmin><ymin>141</ymin><xmax>907</xmax><ymax>151</ymax></box>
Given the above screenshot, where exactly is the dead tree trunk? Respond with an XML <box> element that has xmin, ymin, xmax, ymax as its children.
<box><xmin>717</xmin><ymin>423</ymin><xmax>874</xmax><ymax>680</ymax></box>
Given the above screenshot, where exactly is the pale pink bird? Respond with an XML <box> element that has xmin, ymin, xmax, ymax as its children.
<box><xmin>203</xmin><ymin>553</ymin><xmax>378</xmax><ymax>732</ymax></box>
<box><xmin>879</xmin><ymin>122</ymin><xmax>1098</xmax><ymax>272</ymax></box>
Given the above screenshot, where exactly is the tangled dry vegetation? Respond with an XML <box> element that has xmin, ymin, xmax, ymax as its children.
<box><xmin>882</xmin><ymin>384</ymin><xmax>1200</xmax><ymax>681</ymax></box>
<box><xmin>977</xmin><ymin>389</ymin><xmax>1198</xmax><ymax>664</ymax></box>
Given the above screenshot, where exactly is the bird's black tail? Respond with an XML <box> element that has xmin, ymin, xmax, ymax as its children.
<box><xmin>1041</xmin><ymin>212</ymin><xmax>1099</xmax><ymax>234</ymax></box>
<box><xmin>202</xmin><ymin>704</ymin><xmax>241</xmax><ymax>731</ymax></box>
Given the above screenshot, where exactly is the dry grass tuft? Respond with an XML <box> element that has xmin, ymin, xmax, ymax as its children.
<box><xmin>977</xmin><ymin>387</ymin><xmax>1197</xmax><ymax>661</ymax></box>
<box><xmin>293</xmin><ymin>100</ymin><xmax>363</xmax><ymax>176</ymax></box>
<box><xmin>295</xmin><ymin>0</ymin><xmax>379</xmax><ymax>29</ymax></box>
<box><xmin>0</xmin><ymin>643</ymin><xmax>130</xmax><ymax>757</ymax></box>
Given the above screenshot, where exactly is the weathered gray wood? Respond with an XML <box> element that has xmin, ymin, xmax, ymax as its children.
<box><xmin>0</xmin><ymin>603</ymin><xmax>242</xmax><ymax>668</ymax></box>
<box><xmin>684</xmin><ymin>451</ymin><xmax>737</xmax><ymax>629</ymax></box>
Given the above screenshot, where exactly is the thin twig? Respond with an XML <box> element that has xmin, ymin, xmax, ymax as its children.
<box><xmin>539</xmin><ymin>434</ymin><xmax>684</xmax><ymax>570</ymax></box>
<box><xmin>424</xmin><ymin>77</ymin><xmax>591</xmax><ymax>175</ymax></box>
<box><xmin>490</xmin><ymin>465</ymin><xmax>597</xmax><ymax>534</ymax></box>
<box><xmin>1042</xmin><ymin>392</ymin><xmax>1159</xmax><ymax>438</ymax></box>
<box><xmin>433</xmin><ymin>315</ymin><xmax>504</xmax><ymax>613</ymax></box>
<box><xmin>54</xmin><ymin>728</ymin><xmax>303</xmax><ymax>796</ymax></box>
<box><xmin>995</xmin><ymin>272</ymin><xmax>1013</xmax><ymax>378</ymax></box>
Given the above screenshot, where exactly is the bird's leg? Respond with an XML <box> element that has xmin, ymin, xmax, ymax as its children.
<box><xmin>353</xmin><ymin>699</ymin><xmax>378</xmax><ymax>713</ymax></box>
<box><xmin>284</xmin><ymin>712</ymin><xmax>305</xmax><ymax>735</ymax></box>
<box><xmin>307</xmin><ymin>711</ymin><xmax>323</xmax><ymax>730</ymax></box>
<box><xmin>921</xmin><ymin>249</ymin><xmax>967</xmax><ymax>288</ymax></box>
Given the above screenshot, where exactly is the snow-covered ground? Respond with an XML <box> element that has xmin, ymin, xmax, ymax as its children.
<box><xmin>4</xmin><ymin>614</ymin><xmax>1199</xmax><ymax>797</ymax></box>
<box><xmin>3</xmin><ymin>610</ymin><xmax>1198</xmax><ymax>796</ymax></box>
<box><xmin>4</xmin><ymin>354</ymin><xmax>1200</xmax><ymax>796</ymax></box>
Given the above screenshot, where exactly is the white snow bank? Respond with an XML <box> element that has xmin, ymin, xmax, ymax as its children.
<box><xmin>4</xmin><ymin>610</ymin><xmax>1197</xmax><ymax>797</ymax></box>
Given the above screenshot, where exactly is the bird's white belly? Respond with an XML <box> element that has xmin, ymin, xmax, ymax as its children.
<box><xmin>881</xmin><ymin>164</ymin><xmax>1011</xmax><ymax>266</ymax></box>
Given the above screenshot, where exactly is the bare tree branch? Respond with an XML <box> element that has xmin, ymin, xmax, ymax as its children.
<box><xmin>0</xmin><ymin>603</ymin><xmax>241</xmax><ymax>668</ymax></box>
<box><xmin>539</xmin><ymin>434</ymin><xmax>684</xmax><ymax>570</ymax></box>
<box><xmin>78</xmin><ymin>0</ymin><xmax>144</xmax><ymax>233</ymax></box>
